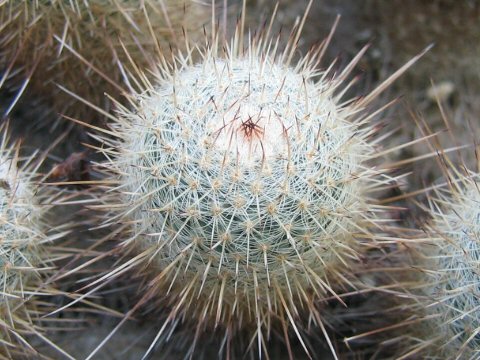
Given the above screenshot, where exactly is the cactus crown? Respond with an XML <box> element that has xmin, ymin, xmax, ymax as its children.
<box><xmin>426</xmin><ymin>175</ymin><xmax>480</xmax><ymax>356</ymax></box>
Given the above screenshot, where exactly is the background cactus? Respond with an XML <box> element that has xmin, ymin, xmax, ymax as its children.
<box><xmin>0</xmin><ymin>128</ymin><xmax>73</xmax><ymax>359</ymax></box>
<box><xmin>359</xmin><ymin>161</ymin><xmax>480</xmax><ymax>359</ymax></box>
<box><xmin>80</xmin><ymin>4</ymin><xmax>431</xmax><ymax>358</ymax></box>
<box><xmin>417</xmin><ymin>172</ymin><xmax>480</xmax><ymax>358</ymax></box>
<box><xmin>0</xmin><ymin>0</ymin><xmax>208</xmax><ymax>135</ymax></box>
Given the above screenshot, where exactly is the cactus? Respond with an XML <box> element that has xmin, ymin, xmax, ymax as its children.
<box><xmin>418</xmin><ymin>173</ymin><xmax>480</xmax><ymax>358</ymax></box>
<box><xmin>376</xmin><ymin>170</ymin><xmax>480</xmax><ymax>359</ymax></box>
<box><xmin>82</xmin><ymin>4</ymin><xmax>431</xmax><ymax>359</ymax></box>
<box><xmin>0</xmin><ymin>128</ymin><xmax>72</xmax><ymax>359</ymax></box>
<box><xmin>0</xmin><ymin>0</ymin><xmax>207</xmax><ymax>124</ymax></box>
<box><xmin>361</xmin><ymin>0</ymin><xmax>480</xmax><ymax>189</ymax></box>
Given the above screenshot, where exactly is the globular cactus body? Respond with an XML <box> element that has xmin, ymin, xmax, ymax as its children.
<box><xmin>389</xmin><ymin>172</ymin><xmax>480</xmax><ymax>359</ymax></box>
<box><xmin>0</xmin><ymin>130</ymin><xmax>72</xmax><ymax>359</ymax></box>
<box><xmin>89</xmin><ymin>5</ymin><xmax>428</xmax><ymax>358</ymax></box>
<box><xmin>121</xmin><ymin>53</ymin><xmax>368</xmax><ymax>335</ymax></box>
<box><xmin>422</xmin><ymin>176</ymin><xmax>480</xmax><ymax>358</ymax></box>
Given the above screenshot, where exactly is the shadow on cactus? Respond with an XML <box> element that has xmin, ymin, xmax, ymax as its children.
<box><xmin>70</xmin><ymin>2</ymin><xmax>430</xmax><ymax>359</ymax></box>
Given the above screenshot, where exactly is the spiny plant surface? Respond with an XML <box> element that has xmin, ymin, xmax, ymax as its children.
<box><xmin>420</xmin><ymin>173</ymin><xmax>480</xmax><ymax>359</ymax></box>
<box><xmin>336</xmin><ymin>114</ymin><xmax>480</xmax><ymax>359</ymax></box>
<box><xmin>0</xmin><ymin>129</ymin><xmax>73</xmax><ymax>359</ymax></box>
<box><xmin>113</xmin><ymin>56</ymin><xmax>365</xmax><ymax>358</ymax></box>
<box><xmin>0</xmin><ymin>0</ymin><xmax>207</xmax><ymax>126</ymax></box>
<box><xmin>381</xmin><ymin>166</ymin><xmax>480</xmax><ymax>360</ymax></box>
<box><xmin>75</xmin><ymin>3</ymin><xmax>429</xmax><ymax>359</ymax></box>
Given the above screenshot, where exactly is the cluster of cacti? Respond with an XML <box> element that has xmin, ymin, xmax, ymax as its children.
<box><xmin>0</xmin><ymin>1</ymin><xmax>479</xmax><ymax>359</ymax></box>
<box><xmin>80</xmin><ymin>3</ymin><xmax>436</xmax><ymax>358</ymax></box>
<box><xmin>363</xmin><ymin>0</ymin><xmax>480</xmax><ymax>187</ymax></box>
